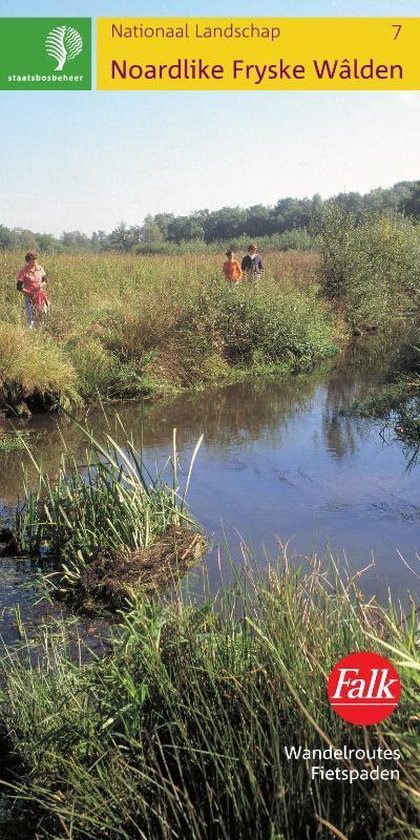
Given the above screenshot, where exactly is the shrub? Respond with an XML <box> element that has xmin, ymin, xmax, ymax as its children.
<box><xmin>317</xmin><ymin>206</ymin><xmax>420</xmax><ymax>330</ymax></box>
<box><xmin>213</xmin><ymin>282</ymin><xmax>336</xmax><ymax>368</ymax></box>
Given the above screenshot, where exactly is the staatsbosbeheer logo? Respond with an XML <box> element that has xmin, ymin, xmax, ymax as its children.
<box><xmin>45</xmin><ymin>26</ymin><xmax>83</xmax><ymax>72</ymax></box>
<box><xmin>328</xmin><ymin>651</ymin><xmax>401</xmax><ymax>725</ymax></box>
<box><xmin>0</xmin><ymin>18</ymin><xmax>91</xmax><ymax>90</ymax></box>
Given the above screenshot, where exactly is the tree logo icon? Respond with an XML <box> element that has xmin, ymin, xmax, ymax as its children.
<box><xmin>45</xmin><ymin>26</ymin><xmax>83</xmax><ymax>71</ymax></box>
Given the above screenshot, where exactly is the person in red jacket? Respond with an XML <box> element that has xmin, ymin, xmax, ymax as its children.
<box><xmin>223</xmin><ymin>250</ymin><xmax>243</xmax><ymax>284</ymax></box>
<box><xmin>17</xmin><ymin>252</ymin><xmax>50</xmax><ymax>328</ymax></box>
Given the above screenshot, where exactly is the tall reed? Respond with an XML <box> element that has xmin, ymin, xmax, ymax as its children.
<box><xmin>15</xmin><ymin>420</ymin><xmax>203</xmax><ymax>596</ymax></box>
<box><xmin>0</xmin><ymin>553</ymin><xmax>418</xmax><ymax>839</ymax></box>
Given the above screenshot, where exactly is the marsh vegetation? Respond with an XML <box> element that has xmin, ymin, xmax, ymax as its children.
<box><xmin>0</xmin><ymin>249</ymin><xmax>339</xmax><ymax>413</ymax></box>
<box><xmin>0</xmin><ymin>556</ymin><xmax>418</xmax><ymax>840</ymax></box>
<box><xmin>0</xmin><ymin>205</ymin><xmax>419</xmax><ymax>838</ymax></box>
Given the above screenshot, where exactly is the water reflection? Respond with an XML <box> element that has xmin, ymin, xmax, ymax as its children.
<box><xmin>0</xmin><ymin>367</ymin><xmax>331</xmax><ymax>504</ymax></box>
<box><xmin>0</xmin><ymin>346</ymin><xmax>419</xmax><ymax>621</ymax></box>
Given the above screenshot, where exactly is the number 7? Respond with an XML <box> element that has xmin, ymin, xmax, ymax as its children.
<box><xmin>392</xmin><ymin>24</ymin><xmax>402</xmax><ymax>40</ymax></box>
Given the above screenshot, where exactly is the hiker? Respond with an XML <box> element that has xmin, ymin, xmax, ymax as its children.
<box><xmin>241</xmin><ymin>243</ymin><xmax>264</xmax><ymax>282</ymax></box>
<box><xmin>223</xmin><ymin>250</ymin><xmax>242</xmax><ymax>284</ymax></box>
<box><xmin>17</xmin><ymin>252</ymin><xmax>50</xmax><ymax>328</ymax></box>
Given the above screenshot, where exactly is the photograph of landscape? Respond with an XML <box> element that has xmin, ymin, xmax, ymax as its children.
<box><xmin>0</xmin><ymin>1</ymin><xmax>419</xmax><ymax>838</ymax></box>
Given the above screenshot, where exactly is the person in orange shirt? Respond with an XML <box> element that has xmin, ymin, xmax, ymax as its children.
<box><xmin>222</xmin><ymin>250</ymin><xmax>242</xmax><ymax>284</ymax></box>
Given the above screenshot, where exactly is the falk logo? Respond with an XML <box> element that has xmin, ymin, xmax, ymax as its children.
<box><xmin>45</xmin><ymin>26</ymin><xmax>83</xmax><ymax>71</ymax></box>
<box><xmin>328</xmin><ymin>651</ymin><xmax>401</xmax><ymax>725</ymax></box>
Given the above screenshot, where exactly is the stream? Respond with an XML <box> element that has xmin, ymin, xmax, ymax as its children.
<box><xmin>0</xmin><ymin>343</ymin><xmax>419</xmax><ymax>646</ymax></box>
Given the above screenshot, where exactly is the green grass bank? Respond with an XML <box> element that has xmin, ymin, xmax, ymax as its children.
<box><xmin>0</xmin><ymin>251</ymin><xmax>339</xmax><ymax>412</ymax></box>
<box><xmin>0</xmin><ymin>558</ymin><xmax>418</xmax><ymax>840</ymax></box>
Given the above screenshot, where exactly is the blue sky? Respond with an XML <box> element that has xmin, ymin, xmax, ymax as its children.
<box><xmin>1</xmin><ymin>0</ymin><xmax>419</xmax><ymax>235</ymax></box>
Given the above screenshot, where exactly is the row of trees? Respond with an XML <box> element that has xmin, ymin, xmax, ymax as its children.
<box><xmin>1</xmin><ymin>181</ymin><xmax>419</xmax><ymax>254</ymax></box>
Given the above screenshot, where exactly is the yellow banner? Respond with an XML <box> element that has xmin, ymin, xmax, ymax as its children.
<box><xmin>97</xmin><ymin>17</ymin><xmax>420</xmax><ymax>90</ymax></box>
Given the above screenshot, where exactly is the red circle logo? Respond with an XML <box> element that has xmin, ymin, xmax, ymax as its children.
<box><xmin>328</xmin><ymin>652</ymin><xmax>401</xmax><ymax>725</ymax></box>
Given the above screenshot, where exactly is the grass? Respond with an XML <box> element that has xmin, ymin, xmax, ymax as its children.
<box><xmin>0</xmin><ymin>250</ymin><xmax>340</xmax><ymax>411</ymax></box>
<box><xmin>0</xmin><ymin>553</ymin><xmax>418</xmax><ymax>839</ymax></box>
<box><xmin>0</xmin><ymin>322</ymin><xmax>79</xmax><ymax>412</ymax></box>
<box><xmin>11</xmin><ymin>420</ymin><xmax>205</xmax><ymax>609</ymax></box>
<box><xmin>2</xmin><ymin>219</ymin><xmax>419</xmax><ymax>415</ymax></box>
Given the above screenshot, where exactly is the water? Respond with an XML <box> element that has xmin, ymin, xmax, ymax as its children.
<box><xmin>0</xmin><ymin>345</ymin><xmax>419</xmax><ymax>644</ymax></box>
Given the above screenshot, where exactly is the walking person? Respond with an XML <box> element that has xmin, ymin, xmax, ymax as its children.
<box><xmin>17</xmin><ymin>252</ymin><xmax>50</xmax><ymax>328</ymax></box>
<box><xmin>241</xmin><ymin>243</ymin><xmax>264</xmax><ymax>283</ymax></box>
<box><xmin>222</xmin><ymin>250</ymin><xmax>243</xmax><ymax>284</ymax></box>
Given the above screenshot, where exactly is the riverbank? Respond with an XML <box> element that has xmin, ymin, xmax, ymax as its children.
<box><xmin>0</xmin><ymin>556</ymin><xmax>418</xmax><ymax>840</ymax></box>
<box><xmin>0</xmin><ymin>251</ymin><xmax>341</xmax><ymax>414</ymax></box>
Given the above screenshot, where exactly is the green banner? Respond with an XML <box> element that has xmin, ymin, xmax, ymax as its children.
<box><xmin>0</xmin><ymin>18</ymin><xmax>91</xmax><ymax>90</ymax></box>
